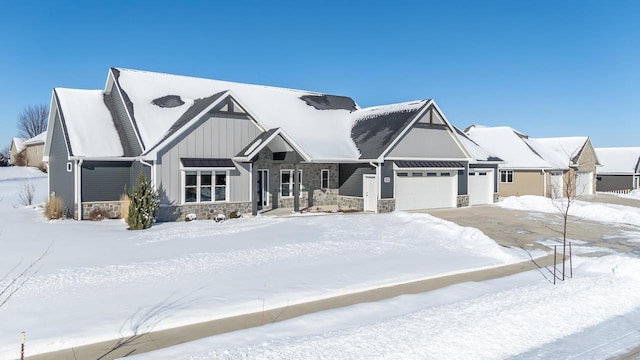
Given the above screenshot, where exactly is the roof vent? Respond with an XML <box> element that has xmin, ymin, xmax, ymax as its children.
<box><xmin>152</xmin><ymin>95</ymin><xmax>185</xmax><ymax>108</ymax></box>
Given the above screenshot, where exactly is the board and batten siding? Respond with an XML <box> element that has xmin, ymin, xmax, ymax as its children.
<box><xmin>156</xmin><ymin>114</ymin><xmax>261</xmax><ymax>204</ymax></box>
<box><xmin>338</xmin><ymin>163</ymin><xmax>375</xmax><ymax>197</ymax></box>
<box><xmin>387</xmin><ymin>127</ymin><xmax>467</xmax><ymax>159</ymax></box>
<box><xmin>48</xmin><ymin>112</ymin><xmax>75</xmax><ymax>213</ymax></box>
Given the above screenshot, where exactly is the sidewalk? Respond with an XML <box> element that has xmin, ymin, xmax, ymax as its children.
<box><xmin>24</xmin><ymin>254</ymin><xmax>557</xmax><ymax>360</ymax></box>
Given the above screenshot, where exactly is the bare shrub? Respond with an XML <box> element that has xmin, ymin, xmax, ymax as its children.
<box><xmin>120</xmin><ymin>193</ymin><xmax>130</xmax><ymax>220</ymax></box>
<box><xmin>18</xmin><ymin>182</ymin><xmax>35</xmax><ymax>206</ymax></box>
<box><xmin>45</xmin><ymin>195</ymin><xmax>65</xmax><ymax>220</ymax></box>
<box><xmin>88</xmin><ymin>208</ymin><xmax>111</xmax><ymax>221</ymax></box>
<box><xmin>14</xmin><ymin>152</ymin><xmax>26</xmax><ymax>166</ymax></box>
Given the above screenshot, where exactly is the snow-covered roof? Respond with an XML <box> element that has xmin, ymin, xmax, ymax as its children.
<box><xmin>55</xmin><ymin>88</ymin><xmax>124</xmax><ymax>157</ymax></box>
<box><xmin>464</xmin><ymin>126</ymin><xmax>551</xmax><ymax>169</ymax></box>
<box><xmin>113</xmin><ymin>68</ymin><xmax>361</xmax><ymax>161</ymax></box>
<box><xmin>453</xmin><ymin>127</ymin><xmax>502</xmax><ymax>163</ymax></box>
<box><xmin>11</xmin><ymin>137</ymin><xmax>27</xmax><ymax>152</ymax></box>
<box><xmin>524</xmin><ymin>137</ymin><xmax>589</xmax><ymax>170</ymax></box>
<box><xmin>23</xmin><ymin>131</ymin><xmax>47</xmax><ymax>146</ymax></box>
<box><xmin>350</xmin><ymin>100</ymin><xmax>428</xmax><ymax>159</ymax></box>
<box><xmin>595</xmin><ymin>147</ymin><xmax>640</xmax><ymax>175</ymax></box>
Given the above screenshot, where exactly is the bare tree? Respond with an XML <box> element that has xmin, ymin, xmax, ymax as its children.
<box><xmin>18</xmin><ymin>182</ymin><xmax>36</xmax><ymax>206</ymax></box>
<box><xmin>0</xmin><ymin>145</ymin><xmax>9</xmax><ymax>159</ymax></box>
<box><xmin>1</xmin><ymin>245</ymin><xmax>51</xmax><ymax>309</ymax></box>
<box><xmin>17</xmin><ymin>104</ymin><xmax>48</xmax><ymax>139</ymax></box>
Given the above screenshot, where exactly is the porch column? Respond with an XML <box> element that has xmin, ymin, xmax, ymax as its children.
<box><xmin>293</xmin><ymin>162</ymin><xmax>300</xmax><ymax>212</ymax></box>
<box><xmin>251</xmin><ymin>162</ymin><xmax>258</xmax><ymax>216</ymax></box>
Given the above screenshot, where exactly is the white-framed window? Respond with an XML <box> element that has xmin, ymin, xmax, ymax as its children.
<box><xmin>66</xmin><ymin>162</ymin><xmax>72</xmax><ymax>172</ymax></box>
<box><xmin>183</xmin><ymin>170</ymin><xmax>228</xmax><ymax>203</ymax></box>
<box><xmin>500</xmin><ymin>170</ymin><xmax>513</xmax><ymax>183</ymax></box>
<box><xmin>280</xmin><ymin>169</ymin><xmax>302</xmax><ymax>197</ymax></box>
<box><xmin>321</xmin><ymin>169</ymin><xmax>330</xmax><ymax>189</ymax></box>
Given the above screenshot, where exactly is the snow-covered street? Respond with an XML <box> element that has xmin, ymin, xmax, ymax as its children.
<box><xmin>2</xmin><ymin>167</ymin><xmax>640</xmax><ymax>359</ymax></box>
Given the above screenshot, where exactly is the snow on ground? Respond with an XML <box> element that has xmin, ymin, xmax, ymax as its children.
<box><xmin>499</xmin><ymin>195</ymin><xmax>640</xmax><ymax>227</ymax></box>
<box><xmin>618</xmin><ymin>188</ymin><xmax>640</xmax><ymax>200</ymax></box>
<box><xmin>0</xmin><ymin>167</ymin><xmax>528</xmax><ymax>358</ymax></box>
<box><xmin>127</xmin><ymin>255</ymin><xmax>640</xmax><ymax>360</ymax></box>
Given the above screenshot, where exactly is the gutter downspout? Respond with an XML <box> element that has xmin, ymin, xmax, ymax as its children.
<box><xmin>370</xmin><ymin>161</ymin><xmax>380</xmax><ymax>213</ymax></box>
<box><xmin>76</xmin><ymin>159</ymin><xmax>83</xmax><ymax>220</ymax></box>
<box><xmin>542</xmin><ymin>169</ymin><xmax>547</xmax><ymax>198</ymax></box>
<box><xmin>138</xmin><ymin>159</ymin><xmax>155</xmax><ymax>188</ymax></box>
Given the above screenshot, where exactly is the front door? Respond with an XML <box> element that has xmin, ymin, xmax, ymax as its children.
<box><xmin>257</xmin><ymin>170</ymin><xmax>269</xmax><ymax>210</ymax></box>
<box><xmin>363</xmin><ymin>175</ymin><xmax>377</xmax><ymax>212</ymax></box>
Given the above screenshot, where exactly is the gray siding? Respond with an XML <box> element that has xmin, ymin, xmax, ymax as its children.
<box><xmin>48</xmin><ymin>112</ymin><xmax>75</xmax><ymax>215</ymax></box>
<box><xmin>156</xmin><ymin>114</ymin><xmax>261</xmax><ymax>204</ymax></box>
<box><xmin>380</xmin><ymin>161</ymin><xmax>394</xmax><ymax>199</ymax></box>
<box><xmin>338</xmin><ymin>163</ymin><xmax>375</xmax><ymax>197</ymax></box>
<box><xmin>458</xmin><ymin>164</ymin><xmax>469</xmax><ymax>196</ymax></box>
<box><xmin>387</xmin><ymin>127</ymin><xmax>467</xmax><ymax>159</ymax></box>
<box><xmin>130</xmin><ymin>161</ymin><xmax>151</xmax><ymax>190</ymax></box>
<box><xmin>111</xmin><ymin>86</ymin><xmax>142</xmax><ymax>155</ymax></box>
<box><xmin>82</xmin><ymin>161</ymin><xmax>132</xmax><ymax>201</ymax></box>
<box><xmin>596</xmin><ymin>175</ymin><xmax>634</xmax><ymax>192</ymax></box>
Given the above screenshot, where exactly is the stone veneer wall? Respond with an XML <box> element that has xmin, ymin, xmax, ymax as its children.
<box><xmin>278</xmin><ymin>192</ymin><xmax>309</xmax><ymax>209</ymax></box>
<box><xmin>337</xmin><ymin>195</ymin><xmax>364</xmax><ymax>211</ymax></box>
<box><xmin>377</xmin><ymin>199</ymin><xmax>395</xmax><ymax>213</ymax></box>
<box><xmin>313</xmin><ymin>189</ymin><xmax>339</xmax><ymax>207</ymax></box>
<box><xmin>82</xmin><ymin>201</ymin><xmax>123</xmax><ymax>219</ymax></box>
<box><xmin>157</xmin><ymin>201</ymin><xmax>252</xmax><ymax>222</ymax></box>
<box><xmin>493</xmin><ymin>193</ymin><xmax>499</xmax><ymax>203</ymax></box>
<box><xmin>457</xmin><ymin>195</ymin><xmax>470</xmax><ymax>208</ymax></box>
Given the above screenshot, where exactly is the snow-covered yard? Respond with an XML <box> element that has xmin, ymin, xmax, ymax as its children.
<box><xmin>1</xmin><ymin>168</ymin><xmax>640</xmax><ymax>359</ymax></box>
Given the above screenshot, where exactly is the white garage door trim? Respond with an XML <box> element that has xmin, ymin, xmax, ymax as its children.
<box><xmin>468</xmin><ymin>169</ymin><xmax>493</xmax><ymax>205</ymax></box>
<box><xmin>395</xmin><ymin>170</ymin><xmax>457</xmax><ymax>210</ymax></box>
<box><xmin>576</xmin><ymin>171</ymin><xmax>593</xmax><ymax>196</ymax></box>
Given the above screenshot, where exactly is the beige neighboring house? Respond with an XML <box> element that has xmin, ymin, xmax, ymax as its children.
<box><xmin>526</xmin><ymin>136</ymin><xmax>599</xmax><ymax>198</ymax></box>
<box><xmin>9</xmin><ymin>137</ymin><xmax>27</xmax><ymax>165</ymax></box>
<box><xmin>21</xmin><ymin>131</ymin><xmax>47</xmax><ymax>167</ymax></box>
<box><xmin>464</xmin><ymin>126</ymin><xmax>599</xmax><ymax>198</ymax></box>
<box><xmin>10</xmin><ymin>131</ymin><xmax>47</xmax><ymax>167</ymax></box>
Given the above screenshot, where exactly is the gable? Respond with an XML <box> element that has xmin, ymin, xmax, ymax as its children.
<box><xmin>417</xmin><ymin>107</ymin><xmax>446</xmax><ymax>126</ymax></box>
<box><xmin>387</xmin><ymin>125</ymin><xmax>467</xmax><ymax>159</ymax></box>
<box><xmin>212</xmin><ymin>95</ymin><xmax>248</xmax><ymax>114</ymax></box>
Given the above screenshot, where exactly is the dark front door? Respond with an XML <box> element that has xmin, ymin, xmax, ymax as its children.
<box><xmin>257</xmin><ymin>169</ymin><xmax>269</xmax><ymax>210</ymax></box>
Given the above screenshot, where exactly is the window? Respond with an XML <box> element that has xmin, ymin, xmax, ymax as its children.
<box><xmin>500</xmin><ymin>170</ymin><xmax>513</xmax><ymax>183</ymax></box>
<box><xmin>66</xmin><ymin>162</ymin><xmax>72</xmax><ymax>172</ymax></box>
<box><xmin>397</xmin><ymin>172</ymin><xmax>408</xmax><ymax>177</ymax></box>
<box><xmin>184</xmin><ymin>170</ymin><xmax>227</xmax><ymax>203</ymax></box>
<box><xmin>412</xmin><ymin>172</ymin><xmax>423</xmax><ymax>177</ymax></box>
<box><xmin>281</xmin><ymin>169</ymin><xmax>302</xmax><ymax>197</ymax></box>
<box><xmin>426</xmin><ymin>172</ymin><xmax>437</xmax><ymax>177</ymax></box>
<box><xmin>321</xmin><ymin>169</ymin><xmax>330</xmax><ymax>189</ymax></box>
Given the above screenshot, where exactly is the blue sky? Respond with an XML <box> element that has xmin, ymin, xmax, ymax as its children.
<box><xmin>1</xmin><ymin>1</ymin><xmax>639</xmax><ymax>150</ymax></box>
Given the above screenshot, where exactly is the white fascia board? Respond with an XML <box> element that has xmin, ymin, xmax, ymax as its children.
<box><xmin>239</xmin><ymin>128</ymin><xmax>285</xmax><ymax>162</ymax></box>
<box><xmin>378</xmin><ymin>100</ymin><xmax>430</xmax><ymax>160</ymax></box>
<box><xmin>43</xmin><ymin>91</ymin><xmax>58</xmax><ymax>158</ymax></box>
<box><xmin>276</xmin><ymin>128</ymin><xmax>312</xmax><ymax>162</ymax></box>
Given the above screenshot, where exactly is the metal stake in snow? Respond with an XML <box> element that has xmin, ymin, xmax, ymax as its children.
<box><xmin>20</xmin><ymin>331</ymin><xmax>25</xmax><ymax>360</ymax></box>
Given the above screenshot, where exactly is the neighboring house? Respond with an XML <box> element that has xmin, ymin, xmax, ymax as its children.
<box><xmin>22</xmin><ymin>131</ymin><xmax>47</xmax><ymax>168</ymax></box>
<box><xmin>525</xmin><ymin>136</ymin><xmax>599</xmax><ymax>197</ymax></box>
<box><xmin>9</xmin><ymin>137</ymin><xmax>26</xmax><ymax>165</ymax></box>
<box><xmin>454</xmin><ymin>128</ymin><xmax>503</xmax><ymax>205</ymax></box>
<box><xmin>594</xmin><ymin>147</ymin><xmax>640</xmax><ymax>192</ymax></box>
<box><xmin>464</xmin><ymin>126</ymin><xmax>599</xmax><ymax>198</ymax></box>
<box><xmin>44</xmin><ymin>68</ymin><xmax>493</xmax><ymax>220</ymax></box>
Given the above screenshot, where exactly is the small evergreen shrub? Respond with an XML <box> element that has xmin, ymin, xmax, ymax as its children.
<box><xmin>126</xmin><ymin>174</ymin><xmax>160</xmax><ymax>230</ymax></box>
<box><xmin>45</xmin><ymin>195</ymin><xmax>65</xmax><ymax>220</ymax></box>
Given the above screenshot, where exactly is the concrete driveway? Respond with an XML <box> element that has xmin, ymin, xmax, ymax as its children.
<box><xmin>425</xmin><ymin>203</ymin><xmax>640</xmax><ymax>256</ymax></box>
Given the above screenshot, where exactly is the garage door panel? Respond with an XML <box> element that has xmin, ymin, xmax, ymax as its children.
<box><xmin>468</xmin><ymin>170</ymin><xmax>493</xmax><ymax>205</ymax></box>
<box><xmin>576</xmin><ymin>171</ymin><xmax>593</xmax><ymax>196</ymax></box>
<box><xmin>395</xmin><ymin>172</ymin><xmax>456</xmax><ymax>210</ymax></box>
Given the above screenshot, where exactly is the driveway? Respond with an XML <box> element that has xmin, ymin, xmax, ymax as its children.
<box><xmin>424</xmin><ymin>204</ymin><xmax>640</xmax><ymax>256</ymax></box>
